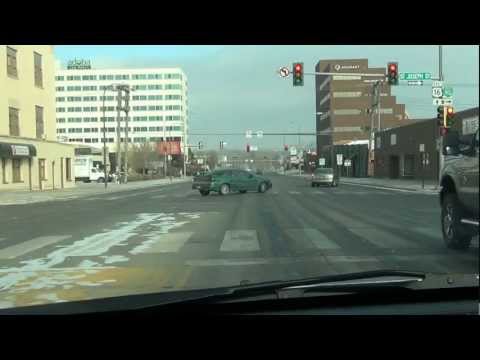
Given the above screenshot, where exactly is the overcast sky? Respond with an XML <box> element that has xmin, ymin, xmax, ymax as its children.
<box><xmin>54</xmin><ymin>45</ymin><xmax>479</xmax><ymax>150</ymax></box>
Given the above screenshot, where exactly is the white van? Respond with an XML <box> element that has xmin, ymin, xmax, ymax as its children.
<box><xmin>74</xmin><ymin>156</ymin><xmax>108</xmax><ymax>183</ymax></box>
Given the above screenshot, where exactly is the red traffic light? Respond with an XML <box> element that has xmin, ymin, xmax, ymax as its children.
<box><xmin>295</xmin><ymin>64</ymin><xmax>302</xmax><ymax>72</ymax></box>
<box><xmin>447</xmin><ymin>106</ymin><xmax>454</xmax><ymax>115</ymax></box>
<box><xmin>389</xmin><ymin>64</ymin><xmax>397</xmax><ymax>72</ymax></box>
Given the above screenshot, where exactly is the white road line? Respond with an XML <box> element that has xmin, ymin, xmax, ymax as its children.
<box><xmin>130</xmin><ymin>232</ymin><xmax>194</xmax><ymax>253</ymax></box>
<box><xmin>286</xmin><ymin>228</ymin><xmax>340</xmax><ymax>250</ymax></box>
<box><xmin>313</xmin><ymin>191</ymin><xmax>326</xmax><ymax>195</ymax></box>
<box><xmin>151</xmin><ymin>194</ymin><xmax>167</xmax><ymax>199</ymax></box>
<box><xmin>220</xmin><ymin>230</ymin><xmax>260</xmax><ymax>252</ymax></box>
<box><xmin>288</xmin><ymin>191</ymin><xmax>301</xmax><ymax>195</ymax></box>
<box><xmin>348</xmin><ymin>227</ymin><xmax>420</xmax><ymax>249</ymax></box>
<box><xmin>341</xmin><ymin>182</ymin><xmax>439</xmax><ymax>195</ymax></box>
<box><xmin>0</xmin><ymin>235</ymin><xmax>72</xmax><ymax>260</ymax></box>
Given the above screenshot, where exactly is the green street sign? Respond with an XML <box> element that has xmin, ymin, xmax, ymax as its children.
<box><xmin>399</xmin><ymin>72</ymin><xmax>432</xmax><ymax>81</ymax></box>
<box><xmin>443</xmin><ymin>86</ymin><xmax>454</xmax><ymax>98</ymax></box>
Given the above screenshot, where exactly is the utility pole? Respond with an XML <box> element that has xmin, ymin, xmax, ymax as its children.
<box><xmin>115</xmin><ymin>86</ymin><xmax>122</xmax><ymax>182</ymax></box>
<box><xmin>438</xmin><ymin>45</ymin><xmax>444</xmax><ymax>186</ymax></box>
<box><xmin>123</xmin><ymin>88</ymin><xmax>130</xmax><ymax>184</ymax></box>
<box><xmin>102</xmin><ymin>85</ymin><xmax>109</xmax><ymax>189</ymax></box>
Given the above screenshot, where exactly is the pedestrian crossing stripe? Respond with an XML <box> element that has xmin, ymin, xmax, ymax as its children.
<box><xmin>220</xmin><ymin>230</ymin><xmax>260</xmax><ymax>252</ymax></box>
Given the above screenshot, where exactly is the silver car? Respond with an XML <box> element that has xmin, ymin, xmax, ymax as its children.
<box><xmin>311</xmin><ymin>168</ymin><xmax>338</xmax><ymax>187</ymax></box>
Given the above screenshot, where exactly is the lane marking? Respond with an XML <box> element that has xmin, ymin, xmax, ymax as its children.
<box><xmin>131</xmin><ymin>232</ymin><xmax>194</xmax><ymax>253</ymax></box>
<box><xmin>288</xmin><ymin>191</ymin><xmax>301</xmax><ymax>195</ymax></box>
<box><xmin>0</xmin><ymin>235</ymin><xmax>72</xmax><ymax>260</ymax></box>
<box><xmin>286</xmin><ymin>228</ymin><xmax>340</xmax><ymax>250</ymax></box>
<box><xmin>341</xmin><ymin>182</ymin><xmax>439</xmax><ymax>195</ymax></box>
<box><xmin>313</xmin><ymin>191</ymin><xmax>326</xmax><ymax>195</ymax></box>
<box><xmin>348</xmin><ymin>227</ymin><xmax>420</xmax><ymax>249</ymax></box>
<box><xmin>220</xmin><ymin>230</ymin><xmax>260</xmax><ymax>252</ymax></box>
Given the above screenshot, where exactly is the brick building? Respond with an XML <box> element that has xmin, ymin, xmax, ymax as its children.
<box><xmin>373</xmin><ymin>107</ymin><xmax>479</xmax><ymax>180</ymax></box>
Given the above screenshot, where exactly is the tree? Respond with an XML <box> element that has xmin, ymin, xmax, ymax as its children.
<box><xmin>128</xmin><ymin>142</ymin><xmax>158</xmax><ymax>176</ymax></box>
<box><xmin>206</xmin><ymin>150</ymin><xmax>218</xmax><ymax>170</ymax></box>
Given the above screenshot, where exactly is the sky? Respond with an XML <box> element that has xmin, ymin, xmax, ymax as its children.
<box><xmin>54</xmin><ymin>45</ymin><xmax>479</xmax><ymax>150</ymax></box>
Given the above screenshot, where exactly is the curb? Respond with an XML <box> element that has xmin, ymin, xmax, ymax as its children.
<box><xmin>340</xmin><ymin>180</ymin><xmax>439</xmax><ymax>194</ymax></box>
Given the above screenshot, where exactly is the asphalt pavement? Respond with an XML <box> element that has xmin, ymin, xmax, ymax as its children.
<box><xmin>0</xmin><ymin>174</ymin><xmax>478</xmax><ymax>309</ymax></box>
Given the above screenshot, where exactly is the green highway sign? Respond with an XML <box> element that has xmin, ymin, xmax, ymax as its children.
<box><xmin>399</xmin><ymin>72</ymin><xmax>432</xmax><ymax>81</ymax></box>
<box><xmin>443</xmin><ymin>86</ymin><xmax>454</xmax><ymax>98</ymax></box>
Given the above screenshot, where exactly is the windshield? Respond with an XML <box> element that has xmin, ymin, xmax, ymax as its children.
<box><xmin>0</xmin><ymin>45</ymin><xmax>478</xmax><ymax>311</ymax></box>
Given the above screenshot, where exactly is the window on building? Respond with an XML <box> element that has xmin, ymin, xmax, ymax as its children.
<box><xmin>34</xmin><ymin>52</ymin><xmax>43</xmax><ymax>87</ymax></box>
<box><xmin>35</xmin><ymin>105</ymin><xmax>44</xmax><ymax>139</ymax></box>
<box><xmin>57</xmin><ymin>118</ymin><xmax>66</xmax><ymax>123</ymax></box>
<box><xmin>332</xmin><ymin>91</ymin><xmax>362</xmax><ymax>98</ymax></box>
<box><xmin>9</xmin><ymin>107</ymin><xmax>20</xmax><ymax>136</ymax></box>
<box><xmin>391</xmin><ymin>134</ymin><xmax>397</xmax><ymax>146</ymax></box>
<box><xmin>55</xmin><ymin>76</ymin><xmax>64</xmax><ymax>81</ymax></box>
<box><xmin>148</xmin><ymin>84</ymin><xmax>162</xmax><ymax>90</ymax></box>
<box><xmin>165</xmin><ymin>84</ymin><xmax>182</xmax><ymax>90</ymax></box>
<box><xmin>38</xmin><ymin>159</ymin><xmax>47</xmax><ymax>181</ymax></box>
<box><xmin>65</xmin><ymin>158</ymin><xmax>72</xmax><ymax>181</ymax></box>
<box><xmin>7</xmin><ymin>46</ymin><xmax>18</xmax><ymax>77</ymax></box>
<box><xmin>91</xmin><ymin>138</ymin><xmax>99</xmax><ymax>143</ymax></box>
<box><xmin>12</xmin><ymin>158</ymin><xmax>22</xmax><ymax>183</ymax></box>
<box><xmin>56</xmin><ymin>97</ymin><xmax>65</xmax><ymax>102</ymax></box>
<box><xmin>56</xmin><ymin>86</ymin><xmax>65</xmax><ymax>91</ymax></box>
<box><xmin>333</xmin><ymin>109</ymin><xmax>362</xmax><ymax>115</ymax></box>
<box><xmin>84</xmin><ymin>128</ymin><xmax>91</xmax><ymax>133</ymax></box>
<box><xmin>56</xmin><ymin>128</ymin><xmax>66</xmax><ymax>133</ymax></box>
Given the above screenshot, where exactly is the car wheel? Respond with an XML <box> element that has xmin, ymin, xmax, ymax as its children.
<box><xmin>219</xmin><ymin>184</ymin><xmax>230</xmax><ymax>196</ymax></box>
<box><xmin>200</xmin><ymin>190</ymin><xmax>210</xmax><ymax>196</ymax></box>
<box><xmin>97</xmin><ymin>177</ymin><xmax>105</xmax><ymax>183</ymax></box>
<box><xmin>258</xmin><ymin>182</ymin><xmax>267</xmax><ymax>193</ymax></box>
<box><xmin>240</xmin><ymin>190</ymin><xmax>247</xmax><ymax>194</ymax></box>
<box><xmin>442</xmin><ymin>193</ymin><xmax>472</xmax><ymax>250</ymax></box>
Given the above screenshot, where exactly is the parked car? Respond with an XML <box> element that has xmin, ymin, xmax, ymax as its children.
<box><xmin>192</xmin><ymin>169</ymin><xmax>272</xmax><ymax>196</ymax></box>
<box><xmin>311</xmin><ymin>167</ymin><xmax>338</xmax><ymax>187</ymax></box>
<box><xmin>440</xmin><ymin>129</ymin><xmax>479</xmax><ymax>249</ymax></box>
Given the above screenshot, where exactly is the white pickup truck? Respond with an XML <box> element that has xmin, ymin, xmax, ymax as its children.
<box><xmin>74</xmin><ymin>156</ymin><xmax>109</xmax><ymax>183</ymax></box>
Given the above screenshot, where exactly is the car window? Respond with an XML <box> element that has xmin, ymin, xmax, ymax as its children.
<box><xmin>91</xmin><ymin>168</ymin><xmax>97</xmax><ymax>173</ymax></box>
<box><xmin>315</xmin><ymin>168</ymin><xmax>333</xmax><ymax>174</ymax></box>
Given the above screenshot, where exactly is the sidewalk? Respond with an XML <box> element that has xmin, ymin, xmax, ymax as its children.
<box><xmin>339</xmin><ymin>177</ymin><xmax>439</xmax><ymax>194</ymax></box>
<box><xmin>0</xmin><ymin>177</ymin><xmax>192</xmax><ymax>206</ymax></box>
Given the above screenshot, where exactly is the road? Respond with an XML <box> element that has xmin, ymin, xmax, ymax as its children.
<box><xmin>0</xmin><ymin>174</ymin><xmax>478</xmax><ymax>308</ymax></box>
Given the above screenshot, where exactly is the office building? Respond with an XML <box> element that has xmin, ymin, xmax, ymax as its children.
<box><xmin>1</xmin><ymin>45</ymin><xmax>76</xmax><ymax>191</ymax></box>
<box><xmin>54</xmin><ymin>63</ymin><xmax>188</xmax><ymax>157</ymax></box>
<box><xmin>315</xmin><ymin>59</ymin><xmax>410</xmax><ymax>156</ymax></box>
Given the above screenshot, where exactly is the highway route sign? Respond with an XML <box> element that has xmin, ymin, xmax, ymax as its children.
<box><xmin>432</xmin><ymin>87</ymin><xmax>443</xmax><ymax>98</ymax></box>
<box><xmin>443</xmin><ymin>86</ymin><xmax>454</xmax><ymax>98</ymax></box>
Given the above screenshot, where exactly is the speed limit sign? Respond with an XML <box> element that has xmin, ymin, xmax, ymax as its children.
<box><xmin>432</xmin><ymin>87</ymin><xmax>443</xmax><ymax>98</ymax></box>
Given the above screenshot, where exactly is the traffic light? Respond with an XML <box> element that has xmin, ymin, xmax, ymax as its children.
<box><xmin>437</xmin><ymin>106</ymin><xmax>445</xmax><ymax>126</ymax></box>
<box><xmin>220</xmin><ymin>141</ymin><xmax>223</xmax><ymax>149</ymax></box>
<box><xmin>284</xmin><ymin>144</ymin><xmax>288</xmax><ymax>151</ymax></box>
<box><xmin>246</xmin><ymin>144</ymin><xmax>250</xmax><ymax>152</ymax></box>
<box><xmin>387</xmin><ymin>62</ymin><xmax>399</xmax><ymax>85</ymax></box>
<box><xmin>293</xmin><ymin>62</ymin><xmax>304</xmax><ymax>87</ymax></box>
<box><xmin>446</xmin><ymin>106</ymin><xmax>455</xmax><ymax>127</ymax></box>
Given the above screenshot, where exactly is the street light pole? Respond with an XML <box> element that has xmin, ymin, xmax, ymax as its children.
<box><xmin>102</xmin><ymin>85</ymin><xmax>109</xmax><ymax>189</ymax></box>
<box><xmin>115</xmin><ymin>86</ymin><xmax>122</xmax><ymax>182</ymax></box>
<box><xmin>123</xmin><ymin>88</ymin><xmax>130</xmax><ymax>184</ymax></box>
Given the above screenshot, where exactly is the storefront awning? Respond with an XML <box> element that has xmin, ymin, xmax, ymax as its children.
<box><xmin>0</xmin><ymin>142</ymin><xmax>37</xmax><ymax>158</ymax></box>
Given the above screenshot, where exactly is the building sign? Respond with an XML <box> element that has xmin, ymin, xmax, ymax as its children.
<box><xmin>67</xmin><ymin>58</ymin><xmax>92</xmax><ymax>70</ymax></box>
<box><xmin>157</xmin><ymin>141</ymin><xmax>182</xmax><ymax>155</ymax></box>
<box><xmin>11</xmin><ymin>145</ymin><xmax>30</xmax><ymax>156</ymax></box>
<box><xmin>334</xmin><ymin>64</ymin><xmax>360</xmax><ymax>71</ymax></box>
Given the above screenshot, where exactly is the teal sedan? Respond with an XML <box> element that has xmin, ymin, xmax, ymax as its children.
<box><xmin>192</xmin><ymin>169</ymin><xmax>272</xmax><ymax>196</ymax></box>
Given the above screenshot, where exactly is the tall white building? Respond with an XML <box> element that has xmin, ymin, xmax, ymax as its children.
<box><xmin>54</xmin><ymin>63</ymin><xmax>188</xmax><ymax>155</ymax></box>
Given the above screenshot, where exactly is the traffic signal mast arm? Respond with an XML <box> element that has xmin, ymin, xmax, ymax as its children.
<box><xmin>303</xmin><ymin>71</ymin><xmax>386</xmax><ymax>77</ymax></box>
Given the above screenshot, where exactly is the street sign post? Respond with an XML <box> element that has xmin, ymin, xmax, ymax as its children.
<box><xmin>399</xmin><ymin>72</ymin><xmax>432</xmax><ymax>81</ymax></box>
<box><xmin>432</xmin><ymin>87</ymin><xmax>443</xmax><ymax>98</ymax></box>
<box><xmin>279</xmin><ymin>67</ymin><xmax>290</xmax><ymax>78</ymax></box>
<box><xmin>319</xmin><ymin>158</ymin><xmax>325</xmax><ymax>166</ymax></box>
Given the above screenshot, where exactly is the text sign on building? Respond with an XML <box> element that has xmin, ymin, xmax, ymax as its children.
<box><xmin>344</xmin><ymin>159</ymin><xmax>352</xmax><ymax>167</ymax></box>
<box><xmin>67</xmin><ymin>59</ymin><xmax>92</xmax><ymax>70</ymax></box>
<box><xmin>319</xmin><ymin>158</ymin><xmax>326</xmax><ymax>166</ymax></box>
<box><xmin>400</xmin><ymin>72</ymin><xmax>431</xmax><ymax>81</ymax></box>
<box><xmin>11</xmin><ymin>145</ymin><xmax>30</xmax><ymax>156</ymax></box>
<box><xmin>419</xmin><ymin>143</ymin><xmax>425</xmax><ymax>153</ymax></box>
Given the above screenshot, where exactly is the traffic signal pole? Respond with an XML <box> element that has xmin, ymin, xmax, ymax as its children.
<box><xmin>438</xmin><ymin>45</ymin><xmax>444</xmax><ymax>186</ymax></box>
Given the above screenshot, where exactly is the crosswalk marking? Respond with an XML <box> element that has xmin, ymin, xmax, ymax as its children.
<box><xmin>288</xmin><ymin>191</ymin><xmax>301</xmax><ymax>195</ymax></box>
<box><xmin>286</xmin><ymin>228</ymin><xmax>340</xmax><ymax>250</ymax></box>
<box><xmin>313</xmin><ymin>191</ymin><xmax>326</xmax><ymax>195</ymax></box>
<box><xmin>220</xmin><ymin>230</ymin><xmax>260</xmax><ymax>252</ymax></box>
<box><xmin>132</xmin><ymin>232</ymin><xmax>194</xmax><ymax>253</ymax></box>
<box><xmin>0</xmin><ymin>235</ymin><xmax>72</xmax><ymax>260</ymax></box>
<box><xmin>348</xmin><ymin>227</ymin><xmax>420</xmax><ymax>249</ymax></box>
